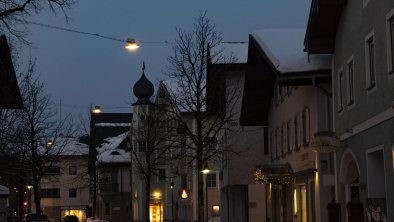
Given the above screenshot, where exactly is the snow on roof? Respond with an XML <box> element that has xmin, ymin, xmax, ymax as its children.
<box><xmin>95</xmin><ymin>123</ymin><xmax>131</xmax><ymax>127</ymax></box>
<box><xmin>97</xmin><ymin>133</ymin><xmax>130</xmax><ymax>163</ymax></box>
<box><xmin>0</xmin><ymin>185</ymin><xmax>10</xmax><ymax>196</ymax></box>
<box><xmin>211</xmin><ymin>43</ymin><xmax>248</xmax><ymax>63</ymax></box>
<box><xmin>251</xmin><ymin>29</ymin><xmax>331</xmax><ymax>73</ymax></box>
<box><xmin>42</xmin><ymin>137</ymin><xmax>89</xmax><ymax>156</ymax></box>
<box><xmin>60</xmin><ymin>138</ymin><xmax>89</xmax><ymax>155</ymax></box>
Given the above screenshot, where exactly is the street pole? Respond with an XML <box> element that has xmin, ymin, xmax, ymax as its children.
<box><xmin>205</xmin><ymin>176</ymin><xmax>208</xmax><ymax>222</ymax></box>
<box><xmin>90</xmin><ymin>105</ymin><xmax>101</xmax><ymax>219</ymax></box>
<box><xmin>170</xmin><ymin>182</ymin><xmax>175</xmax><ymax>222</ymax></box>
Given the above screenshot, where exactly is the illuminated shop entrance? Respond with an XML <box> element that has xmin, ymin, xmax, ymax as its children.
<box><xmin>61</xmin><ymin>208</ymin><xmax>86</xmax><ymax>222</ymax></box>
<box><xmin>149</xmin><ymin>202</ymin><xmax>163</xmax><ymax>222</ymax></box>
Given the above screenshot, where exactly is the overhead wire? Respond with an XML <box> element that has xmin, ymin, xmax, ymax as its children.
<box><xmin>26</xmin><ymin>21</ymin><xmax>170</xmax><ymax>44</ymax></box>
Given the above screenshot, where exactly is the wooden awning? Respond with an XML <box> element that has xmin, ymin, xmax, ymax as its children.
<box><xmin>304</xmin><ymin>0</ymin><xmax>346</xmax><ymax>54</ymax></box>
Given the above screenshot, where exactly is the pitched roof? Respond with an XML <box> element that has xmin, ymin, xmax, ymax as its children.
<box><xmin>251</xmin><ymin>29</ymin><xmax>331</xmax><ymax>73</ymax></box>
<box><xmin>0</xmin><ymin>35</ymin><xmax>23</xmax><ymax>109</ymax></box>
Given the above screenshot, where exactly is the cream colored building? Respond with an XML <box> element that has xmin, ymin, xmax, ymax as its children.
<box><xmin>130</xmin><ymin>67</ymin><xmax>221</xmax><ymax>222</ymax></box>
<box><xmin>38</xmin><ymin>138</ymin><xmax>90</xmax><ymax>222</ymax></box>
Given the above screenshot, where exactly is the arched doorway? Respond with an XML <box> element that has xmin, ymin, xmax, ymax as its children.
<box><xmin>339</xmin><ymin>150</ymin><xmax>363</xmax><ymax>222</ymax></box>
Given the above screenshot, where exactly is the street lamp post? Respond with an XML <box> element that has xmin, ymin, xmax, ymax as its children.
<box><xmin>26</xmin><ymin>185</ymin><xmax>33</xmax><ymax>214</ymax></box>
<box><xmin>201</xmin><ymin>165</ymin><xmax>211</xmax><ymax>222</ymax></box>
<box><xmin>170</xmin><ymin>182</ymin><xmax>175</xmax><ymax>222</ymax></box>
<box><xmin>90</xmin><ymin>105</ymin><xmax>101</xmax><ymax>219</ymax></box>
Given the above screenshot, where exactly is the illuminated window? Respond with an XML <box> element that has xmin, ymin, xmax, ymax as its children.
<box><xmin>301</xmin><ymin>185</ymin><xmax>307</xmax><ymax>222</ymax></box>
<box><xmin>212</xmin><ymin>205</ymin><xmax>220</xmax><ymax>217</ymax></box>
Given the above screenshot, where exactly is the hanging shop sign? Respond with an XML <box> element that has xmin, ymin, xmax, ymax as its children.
<box><xmin>310</xmin><ymin>132</ymin><xmax>339</xmax><ymax>153</ymax></box>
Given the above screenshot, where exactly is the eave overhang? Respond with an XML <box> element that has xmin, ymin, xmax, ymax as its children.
<box><xmin>304</xmin><ymin>0</ymin><xmax>347</xmax><ymax>54</ymax></box>
<box><xmin>278</xmin><ymin>70</ymin><xmax>331</xmax><ymax>87</ymax></box>
<box><xmin>0</xmin><ymin>35</ymin><xmax>23</xmax><ymax>109</ymax></box>
<box><xmin>240</xmin><ymin>35</ymin><xmax>276</xmax><ymax>126</ymax></box>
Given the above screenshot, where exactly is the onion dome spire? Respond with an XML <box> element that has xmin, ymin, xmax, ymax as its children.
<box><xmin>132</xmin><ymin>62</ymin><xmax>154</xmax><ymax>105</ymax></box>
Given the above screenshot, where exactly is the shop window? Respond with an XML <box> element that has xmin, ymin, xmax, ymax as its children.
<box><xmin>212</xmin><ymin>205</ymin><xmax>220</xmax><ymax>217</ymax></box>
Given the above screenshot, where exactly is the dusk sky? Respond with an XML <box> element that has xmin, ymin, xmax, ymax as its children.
<box><xmin>20</xmin><ymin>0</ymin><xmax>311</xmax><ymax>118</ymax></box>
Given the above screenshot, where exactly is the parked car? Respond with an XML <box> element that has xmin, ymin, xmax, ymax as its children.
<box><xmin>7</xmin><ymin>216</ymin><xmax>21</xmax><ymax>222</ymax></box>
<box><xmin>23</xmin><ymin>214</ymin><xmax>49</xmax><ymax>222</ymax></box>
<box><xmin>85</xmin><ymin>217</ymin><xmax>107</xmax><ymax>222</ymax></box>
<box><xmin>63</xmin><ymin>215</ymin><xmax>79</xmax><ymax>222</ymax></box>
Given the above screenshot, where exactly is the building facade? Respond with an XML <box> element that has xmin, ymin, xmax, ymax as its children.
<box><xmin>305</xmin><ymin>0</ymin><xmax>394</xmax><ymax>221</ymax></box>
<box><xmin>39</xmin><ymin>138</ymin><xmax>90</xmax><ymax>222</ymax></box>
<box><xmin>239</xmin><ymin>28</ymin><xmax>334</xmax><ymax>222</ymax></box>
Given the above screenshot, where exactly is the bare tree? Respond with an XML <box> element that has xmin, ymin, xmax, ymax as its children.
<box><xmin>165</xmin><ymin>11</ymin><xmax>240</xmax><ymax>222</ymax></box>
<box><xmin>0</xmin><ymin>0</ymin><xmax>75</xmax><ymax>42</ymax></box>
<box><xmin>11</xmin><ymin>59</ymin><xmax>76</xmax><ymax>213</ymax></box>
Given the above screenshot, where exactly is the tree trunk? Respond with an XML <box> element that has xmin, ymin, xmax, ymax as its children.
<box><xmin>33</xmin><ymin>174</ymin><xmax>41</xmax><ymax>214</ymax></box>
<box><xmin>197</xmin><ymin>158</ymin><xmax>204</xmax><ymax>222</ymax></box>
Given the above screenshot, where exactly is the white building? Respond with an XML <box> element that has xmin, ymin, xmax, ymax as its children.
<box><xmin>39</xmin><ymin>138</ymin><xmax>90</xmax><ymax>222</ymax></box>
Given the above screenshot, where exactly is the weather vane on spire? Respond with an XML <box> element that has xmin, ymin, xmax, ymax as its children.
<box><xmin>142</xmin><ymin>62</ymin><xmax>145</xmax><ymax>71</ymax></box>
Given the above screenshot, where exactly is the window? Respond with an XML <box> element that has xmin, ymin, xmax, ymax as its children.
<box><xmin>69</xmin><ymin>188</ymin><xmax>77</xmax><ymax>198</ymax></box>
<box><xmin>212</xmin><ymin>206</ymin><xmax>220</xmax><ymax>217</ymax></box>
<box><xmin>181</xmin><ymin>175</ymin><xmax>188</xmax><ymax>189</ymax></box>
<box><xmin>205</xmin><ymin>137</ymin><xmax>217</xmax><ymax>150</ymax></box>
<box><xmin>206</xmin><ymin>173</ymin><xmax>217</xmax><ymax>188</ymax></box>
<box><xmin>270</xmin><ymin>132</ymin><xmax>274</xmax><ymax>160</ymax></box>
<box><xmin>45</xmin><ymin>167</ymin><xmax>60</xmax><ymax>175</ymax></box>
<box><xmin>69</xmin><ymin>166</ymin><xmax>77</xmax><ymax>175</ymax></box>
<box><xmin>158</xmin><ymin>169</ymin><xmax>166</xmax><ymax>181</ymax></box>
<box><xmin>294</xmin><ymin>116</ymin><xmax>299</xmax><ymax>149</ymax></box>
<box><xmin>41</xmin><ymin>188</ymin><xmax>60</xmax><ymax>198</ymax></box>
<box><xmin>365</xmin><ymin>33</ymin><xmax>376</xmax><ymax>90</ymax></box>
<box><xmin>105</xmin><ymin>203</ymin><xmax>110</xmax><ymax>215</ymax></box>
<box><xmin>387</xmin><ymin>11</ymin><xmax>394</xmax><ymax>73</ymax></box>
<box><xmin>337</xmin><ymin>69</ymin><xmax>344</xmax><ymax>112</ymax></box>
<box><xmin>263</xmin><ymin>127</ymin><xmax>269</xmax><ymax>155</ymax></box>
<box><xmin>275</xmin><ymin>128</ymin><xmax>279</xmax><ymax>158</ymax></box>
<box><xmin>287</xmin><ymin>120</ymin><xmax>291</xmax><ymax>153</ymax></box>
<box><xmin>138</xmin><ymin>140</ymin><xmax>147</xmax><ymax>153</ymax></box>
<box><xmin>302</xmin><ymin>109</ymin><xmax>310</xmax><ymax>145</ymax></box>
<box><xmin>390</xmin><ymin>17</ymin><xmax>394</xmax><ymax>72</ymax></box>
<box><xmin>281</xmin><ymin>124</ymin><xmax>286</xmax><ymax>156</ymax></box>
<box><xmin>347</xmin><ymin>60</ymin><xmax>355</xmax><ymax>105</ymax></box>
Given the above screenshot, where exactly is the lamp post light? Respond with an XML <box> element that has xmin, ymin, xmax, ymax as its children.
<box><xmin>125</xmin><ymin>38</ymin><xmax>140</xmax><ymax>51</ymax></box>
<box><xmin>90</xmin><ymin>105</ymin><xmax>101</xmax><ymax>219</ymax></box>
<box><xmin>201</xmin><ymin>165</ymin><xmax>211</xmax><ymax>222</ymax></box>
<box><xmin>170</xmin><ymin>182</ymin><xmax>175</xmax><ymax>222</ymax></box>
<box><xmin>26</xmin><ymin>185</ymin><xmax>33</xmax><ymax>214</ymax></box>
